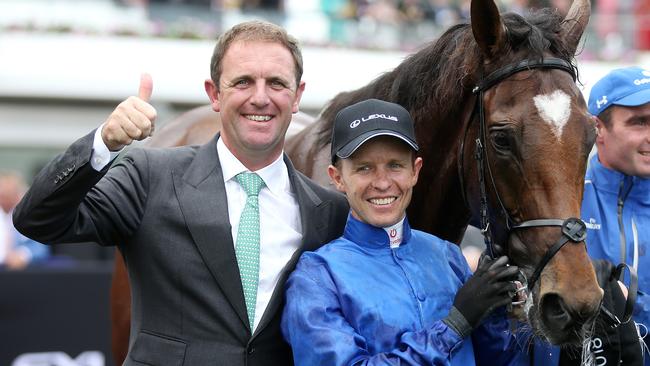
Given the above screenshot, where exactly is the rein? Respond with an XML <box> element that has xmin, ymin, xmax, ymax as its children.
<box><xmin>464</xmin><ymin>57</ymin><xmax>636</xmax><ymax>328</ymax></box>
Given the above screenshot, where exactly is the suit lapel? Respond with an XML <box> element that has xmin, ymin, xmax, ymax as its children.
<box><xmin>173</xmin><ymin>137</ymin><xmax>249</xmax><ymax>329</ymax></box>
<box><xmin>254</xmin><ymin>156</ymin><xmax>332</xmax><ymax>337</ymax></box>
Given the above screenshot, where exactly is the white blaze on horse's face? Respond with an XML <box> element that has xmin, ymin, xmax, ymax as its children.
<box><xmin>533</xmin><ymin>90</ymin><xmax>572</xmax><ymax>140</ymax></box>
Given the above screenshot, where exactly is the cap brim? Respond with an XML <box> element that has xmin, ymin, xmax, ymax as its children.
<box><xmin>613</xmin><ymin>88</ymin><xmax>650</xmax><ymax>107</ymax></box>
<box><xmin>336</xmin><ymin>130</ymin><xmax>419</xmax><ymax>160</ymax></box>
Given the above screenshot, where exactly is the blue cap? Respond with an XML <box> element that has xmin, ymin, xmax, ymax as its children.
<box><xmin>588</xmin><ymin>66</ymin><xmax>650</xmax><ymax>116</ymax></box>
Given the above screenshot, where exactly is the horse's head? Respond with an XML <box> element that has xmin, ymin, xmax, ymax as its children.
<box><xmin>463</xmin><ymin>0</ymin><xmax>601</xmax><ymax>345</ymax></box>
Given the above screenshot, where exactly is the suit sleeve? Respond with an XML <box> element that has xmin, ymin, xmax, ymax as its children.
<box><xmin>13</xmin><ymin>130</ymin><xmax>149</xmax><ymax>246</ymax></box>
<box><xmin>281</xmin><ymin>256</ymin><xmax>466</xmax><ymax>366</ymax></box>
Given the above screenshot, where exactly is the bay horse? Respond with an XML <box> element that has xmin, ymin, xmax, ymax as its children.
<box><xmin>112</xmin><ymin>0</ymin><xmax>602</xmax><ymax>362</ymax></box>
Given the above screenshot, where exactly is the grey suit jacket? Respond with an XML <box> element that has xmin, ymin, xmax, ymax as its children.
<box><xmin>14</xmin><ymin>131</ymin><xmax>349</xmax><ymax>366</ymax></box>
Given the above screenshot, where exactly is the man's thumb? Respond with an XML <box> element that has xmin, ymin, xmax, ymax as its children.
<box><xmin>138</xmin><ymin>73</ymin><xmax>153</xmax><ymax>102</ymax></box>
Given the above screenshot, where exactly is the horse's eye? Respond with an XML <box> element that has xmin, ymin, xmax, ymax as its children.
<box><xmin>490</xmin><ymin>130</ymin><xmax>511</xmax><ymax>150</ymax></box>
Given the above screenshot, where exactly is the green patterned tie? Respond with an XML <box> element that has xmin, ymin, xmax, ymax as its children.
<box><xmin>235</xmin><ymin>172</ymin><xmax>265</xmax><ymax>331</ymax></box>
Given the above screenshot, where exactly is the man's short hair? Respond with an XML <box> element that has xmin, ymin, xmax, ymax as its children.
<box><xmin>209</xmin><ymin>20</ymin><xmax>303</xmax><ymax>89</ymax></box>
<box><xmin>596</xmin><ymin>107</ymin><xmax>614</xmax><ymax>128</ymax></box>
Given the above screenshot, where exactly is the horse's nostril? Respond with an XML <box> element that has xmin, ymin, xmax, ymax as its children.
<box><xmin>540</xmin><ymin>293</ymin><xmax>572</xmax><ymax>329</ymax></box>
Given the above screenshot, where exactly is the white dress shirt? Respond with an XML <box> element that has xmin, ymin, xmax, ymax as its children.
<box><xmin>217</xmin><ymin>138</ymin><xmax>302</xmax><ymax>331</ymax></box>
<box><xmin>90</xmin><ymin>129</ymin><xmax>303</xmax><ymax>331</ymax></box>
<box><xmin>91</xmin><ymin>125</ymin><xmax>121</xmax><ymax>171</ymax></box>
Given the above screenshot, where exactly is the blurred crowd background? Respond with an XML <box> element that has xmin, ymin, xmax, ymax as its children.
<box><xmin>2</xmin><ymin>0</ymin><xmax>649</xmax><ymax>55</ymax></box>
<box><xmin>0</xmin><ymin>0</ymin><xmax>648</xmax><ymax>265</ymax></box>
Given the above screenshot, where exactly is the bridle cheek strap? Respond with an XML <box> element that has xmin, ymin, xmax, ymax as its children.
<box><xmin>470</xmin><ymin>57</ymin><xmax>577</xmax><ymax>257</ymax></box>
<box><xmin>469</xmin><ymin>57</ymin><xmax>637</xmax><ymax>328</ymax></box>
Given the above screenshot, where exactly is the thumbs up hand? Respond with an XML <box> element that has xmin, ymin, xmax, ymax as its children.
<box><xmin>101</xmin><ymin>73</ymin><xmax>157</xmax><ymax>151</ymax></box>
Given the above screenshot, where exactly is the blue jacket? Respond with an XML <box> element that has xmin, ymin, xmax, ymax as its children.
<box><xmin>281</xmin><ymin>214</ymin><xmax>527</xmax><ymax>365</ymax></box>
<box><xmin>583</xmin><ymin>154</ymin><xmax>650</xmax><ymax>354</ymax></box>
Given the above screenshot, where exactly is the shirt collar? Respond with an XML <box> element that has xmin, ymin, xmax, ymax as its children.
<box><xmin>217</xmin><ymin>137</ymin><xmax>290</xmax><ymax>196</ymax></box>
<box><xmin>343</xmin><ymin>213</ymin><xmax>412</xmax><ymax>249</ymax></box>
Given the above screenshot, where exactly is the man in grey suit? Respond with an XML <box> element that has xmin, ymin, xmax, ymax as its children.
<box><xmin>13</xmin><ymin>20</ymin><xmax>348</xmax><ymax>365</ymax></box>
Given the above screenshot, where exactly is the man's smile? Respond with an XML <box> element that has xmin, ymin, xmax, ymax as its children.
<box><xmin>244</xmin><ymin>114</ymin><xmax>272</xmax><ymax>122</ymax></box>
<box><xmin>368</xmin><ymin>197</ymin><xmax>397</xmax><ymax>205</ymax></box>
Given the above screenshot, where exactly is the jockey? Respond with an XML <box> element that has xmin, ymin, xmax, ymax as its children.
<box><xmin>281</xmin><ymin>99</ymin><xmax>527</xmax><ymax>365</ymax></box>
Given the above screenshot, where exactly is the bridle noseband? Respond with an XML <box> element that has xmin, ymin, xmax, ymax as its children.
<box><xmin>470</xmin><ymin>57</ymin><xmax>585</xmax><ymax>291</ymax></box>
<box><xmin>513</xmin><ymin>218</ymin><xmax>586</xmax><ymax>289</ymax></box>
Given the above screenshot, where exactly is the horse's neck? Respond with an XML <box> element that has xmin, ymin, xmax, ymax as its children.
<box><xmin>407</xmin><ymin>152</ymin><xmax>470</xmax><ymax>244</ymax></box>
<box><xmin>406</xmin><ymin>103</ymin><xmax>473</xmax><ymax>244</ymax></box>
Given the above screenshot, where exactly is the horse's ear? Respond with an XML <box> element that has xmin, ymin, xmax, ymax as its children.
<box><xmin>560</xmin><ymin>0</ymin><xmax>591</xmax><ymax>55</ymax></box>
<box><xmin>471</xmin><ymin>0</ymin><xmax>505</xmax><ymax>59</ymax></box>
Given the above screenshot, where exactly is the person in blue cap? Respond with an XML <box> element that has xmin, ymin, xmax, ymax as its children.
<box><xmin>582</xmin><ymin>66</ymin><xmax>650</xmax><ymax>364</ymax></box>
<box><xmin>281</xmin><ymin>98</ymin><xmax>527</xmax><ymax>365</ymax></box>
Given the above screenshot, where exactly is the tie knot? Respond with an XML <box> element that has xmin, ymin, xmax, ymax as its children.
<box><xmin>236</xmin><ymin>172</ymin><xmax>265</xmax><ymax>197</ymax></box>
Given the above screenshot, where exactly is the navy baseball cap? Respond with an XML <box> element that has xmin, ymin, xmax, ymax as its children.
<box><xmin>330</xmin><ymin>99</ymin><xmax>419</xmax><ymax>163</ymax></box>
<box><xmin>588</xmin><ymin>66</ymin><xmax>650</xmax><ymax>116</ymax></box>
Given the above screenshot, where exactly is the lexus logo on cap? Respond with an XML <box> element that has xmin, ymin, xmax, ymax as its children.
<box><xmin>349</xmin><ymin>113</ymin><xmax>399</xmax><ymax>128</ymax></box>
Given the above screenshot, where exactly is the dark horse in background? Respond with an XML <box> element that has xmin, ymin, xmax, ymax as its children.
<box><xmin>112</xmin><ymin>0</ymin><xmax>602</xmax><ymax>363</ymax></box>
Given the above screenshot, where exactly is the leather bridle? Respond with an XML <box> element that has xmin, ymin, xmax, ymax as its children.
<box><xmin>461</xmin><ymin>57</ymin><xmax>636</xmax><ymax>328</ymax></box>
<box><xmin>470</xmin><ymin>57</ymin><xmax>585</xmax><ymax>290</ymax></box>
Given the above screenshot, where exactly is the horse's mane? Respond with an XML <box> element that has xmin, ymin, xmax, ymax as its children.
<box><xmin>316</xmin><ymin>8</ymin><xmax>576</xmax><ymax>147</ymax></box>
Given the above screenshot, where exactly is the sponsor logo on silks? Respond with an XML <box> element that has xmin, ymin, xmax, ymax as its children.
<box><xmin>12</xmin><ymin>351</ymin><xmax>104</xmax><ymax>366</ymax></box>
<box><xmin>384</xmin><ymin>222</ymin><xmax>403</xmax><ymax>248</ymax></box>
<box><xmin>389</xmin><ymin>228</ymin><xmax>397</xmax><ymax>238</ymax></box>
<box><xmin>584</xmin><ymin>218</ymin><xmax>601</xmax><ymax>230</ymax></box>
<box><xmin>596</xmin><ymin>95</ymin><xmax>608</xmax><ymax>110</ymax></box>
<box><xmin>350</xmin><ymin>113</ymin><xmax>399</xmax><ymax>128</ymax></box>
